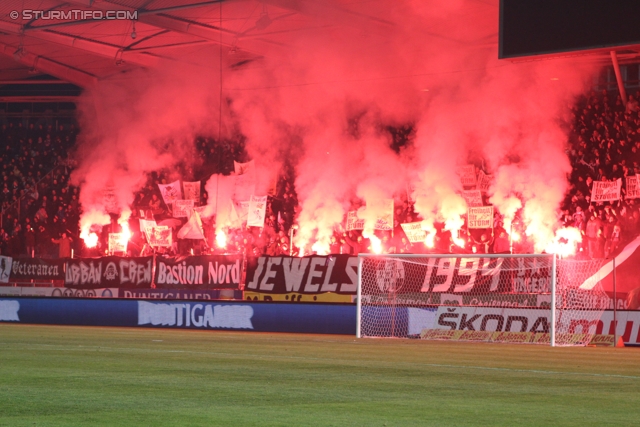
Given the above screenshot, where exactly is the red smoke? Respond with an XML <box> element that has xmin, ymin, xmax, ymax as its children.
<box><xmin>71</xmin><ymin>1</ymin><xmax>597</xmax><ymax>252</ymax></box>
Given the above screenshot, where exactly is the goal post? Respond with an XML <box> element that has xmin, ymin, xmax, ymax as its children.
<box><xmin>551</xmin><ymin>253</ymin><xmax>556</xmax><ymax>347</ymax></box>
<box><xmin>356</xmin><ymin>253</ymin><xmax>609</xmax><ymax>346</ymax></box>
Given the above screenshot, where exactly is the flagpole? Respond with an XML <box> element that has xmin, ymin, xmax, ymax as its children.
<box><xmin>215</xmin><ymin>173</ymin><xmax>220</xmax><ymax>240</ymax></box>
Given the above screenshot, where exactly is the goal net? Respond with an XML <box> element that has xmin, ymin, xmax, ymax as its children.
<box><xmin>357</xmin><ymin>254</ymin><xmax>609</xmax><ymax>346</ymax></box>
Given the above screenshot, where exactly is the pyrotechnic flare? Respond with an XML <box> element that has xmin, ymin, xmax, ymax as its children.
<box><xmin>452</xmin><ymin>230</ymin><xmax>465</xmax><ymax>249</ymax></box>
<box><xmin>365</xmin><ymin>233</ymin><xmax>383</xmax><ymax>254</ymax></box>
<box><xmin>311</xmin><ymin>241</ymin><xmax>329</xmax><ymax>256</ymax></box>
<box><xmin>490</xmin><ymin>174</ymin><xmax>523</xmax><ymax>239</ymax></box>
<box><xmin>424</xmin><ymin>233</ymin><xmax>435</xmax><ymax>249</ymax></box>
<box><xmin>216</xmin><ymin>229</ymin><xmax>227</xmax><ymax>249</ymax></box>
<box><xmin>79</xmin><ymin>208</ymin><xmax>111</xmax><ymax>248</ymax></box>
<box><xmin>420</xmin><ymin>219</ymin><xmax>436</xmax><ymax>248</ymax></box>
<box><xmin>117</xmin><ymin>210</ymin><xmax>132</xmax><ymax>249</ymax></box>
<box><xmin>413</xmin><ymin>175</ymin><xmax>468</xmax><ymax>254</ymax></box>
<box><xmin>546</xmin><ymin>227</ymin><xmax>582</xmax><ymax>258</ymax></box>
<box><xmin>81</xmin><ymin>230</ymin><xmax>99</xmax><ymax>249</ymax></box>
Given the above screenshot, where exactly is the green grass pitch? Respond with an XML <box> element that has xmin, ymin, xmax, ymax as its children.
<box><xmin>1</xmin><ymin>324</ymin><xmax>640</xmax><ymax>426</ymax></box>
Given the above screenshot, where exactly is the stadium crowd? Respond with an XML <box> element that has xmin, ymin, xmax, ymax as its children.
<box><xmin>562</xmin><ymin>89</ymin><xmax>640</xmax><ymax>258</ymax></box>
<box><xmin>0</xmin><ymin>122</ymin><xmax>80</xmax><ymax>258</ymax></box>
<box><xmin>1</xmin><ymin>88</ymin><xmax>640</xmax><ymax>259</ymax></box>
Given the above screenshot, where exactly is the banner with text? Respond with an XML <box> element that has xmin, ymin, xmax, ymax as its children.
<box><xmin>361</xmin><ymin>256</ymin><xmax>553</xmax><ymax>299</ymax></box>
<box><xmin>468</xmin><ymin>206</ymin><xmax>493</xmax><ymax>229</ymax></box>
<box><xmin>149</xmin><ymin>226</ymin><xmax>172</xmax><ymax>247</ymax></box>
<box><xmin>626</xmin><ymin>175</ymin><xmax>640</xmax><ymax>199</ymax></box>
<box><xmin>245</xmin><ymin>255</ymin><xmax>359</xmax><ymax>294</ymax></box>
<box><xmin>247</xmin><ymin>256</ymin><xmax>554</xmax><ymax>297</ymax></box>
<box><xmin>477</xmin><ymin>171</ymin><xmax>492</xmax><ymax>193</ymax></box>
<box><xmin>591</xmin><ymin>179</ymin><xmax>622</xmax><ymax>203</ymax></box>
<box><xmin>158</xmin><ymin>180</ymin><xmax>183</xmax><ymax>206</ymax></box>
<box><xmin>154</xmin><ymin>255</ymin><xmax>242</xmax><ymax>289</ymax></box>
<box><xmin>108</xmin><ymin>233</ymin><xmax>127</xmax><ymax>254</ymax></box>
<box><xmin>400</xmin><ymin>222</ymin><xmax>427</xmax><ymax>243</ymax></box>
<box><xmin>247</xmin><ymin>195</ymin><xmax>268</xmax><ymax>227</ymax></box>
<box><xmin>182</xmin><ymin>181</ymin><xmax>201</xmax><ymax>203</ymax></box>
<box><xmin>173</xmin><ymin>199</ymin><xmax>194</xmax><ymax>218</ymax></box>
<box><xmin>64</xmin><ymin>257</ymin><xmax>154</xmax><ymax>289</ymax></box>
<box><xmin>458</xmin><ymin>165</ymin><xmax>476</xmax><ymax>187</ymax></box>
<box><xmin>7</xmin><ymin>257</ymin><xmax>65</xmax><ymax>281</ymax></box>
<box><xmin>346</xmin><ymin>211</ymin><xmax>365</xmax><ymax>231</ymax></box>
<box><xmin>375</xmin><ymin>199</ymin><xmax>394</xmax><ymax>231</ymax></box>
<box><xmin>461</xmin><ymin>190</ymin><xmax>483</xmax><ymax>207</ymax></box>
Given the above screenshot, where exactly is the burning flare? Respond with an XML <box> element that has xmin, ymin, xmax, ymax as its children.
<box><xmin>79</xmin><ymin>208</ymin><xmax>111</xmax><ymax>249</ymax></box>
<box><xmin>422</xmin><ymin>220</ymin><xmax>436</xmax><ymax>249</ymax></box>
<box><xmin>80</xmin><ymin>230</ymin><xmax>99</xmax><ymax>248</ymax></box>
<box><xmin>545</xmin><ymin>227</ymin><xmax>582</xmax><ymax>258</ymax></box>
<box><xmin>311</xmin><ymin>241</ymin><xmax>329</xmax><ymax>256</ymax></box>
<box><xmin>216</xmin><ymin>229</ymin><xmax>227</xmax><ymax>248</ymax></box>
<box><xmin>452</xmin><ymin>230</ymin><xmax>465</xmax><ymax>248</ymax></box>
<box><xmin>117</xmin><ymin>210</ymin><xmax>132</xmax><ymax>249</ymax></box>
<box><xmin>368</xmin><ymin>234</ymin><xmax>383</xmax><ymax>254</ymax></box>
<box><xmin>424</xmin><ymin>232</ymin><xmax>435</xmax><ymax>249</ymax></box>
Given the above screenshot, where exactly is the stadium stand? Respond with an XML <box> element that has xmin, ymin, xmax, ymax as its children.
<box><xmin>1</xmin><ymin>87</ymin><xmax>640</xmax><ymax>259</ymax></box>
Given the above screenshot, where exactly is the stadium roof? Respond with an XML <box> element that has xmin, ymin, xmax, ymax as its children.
<box><xmin>0</xmin><ymin>1</ymin><xmax>401</xmax><ymax>90</ymax></box>
<box><xmin>0</xmin><ymin>0</ymin><xmax>638</xmax><ymax>101</ymax></box>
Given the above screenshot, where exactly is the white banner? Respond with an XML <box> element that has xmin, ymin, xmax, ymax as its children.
<box><xmin>0</xmin><ymin>256</ymin><xmax>12</xmax><ymax>284</ymax></box>
<box><xmin>468</xmin><ymin>206</ymin><xmax>493</xmax><ymax>229</ymax></box>
<box><xmin>477</xmin><ymin>171</ymin><xmax>492</xmax><ymax>193</ymax></box>
<box><xmin>346</xmin><ymin>211</ymin><xmax>365</xmax><ymax>231</ymax></box>
<box><xmin>172</xmin><ymin>199</ymin><xmax>194</xmax><ymax>218</ymax></box>
<box><xmin>591</xmin><ymin>179</ymin><xmax>621</xmax><ymax>203</ymax></box>
<box><xmin>400</xmin><ymin>222</ymin><xmax>427</xmax><ymax>243</ymax></box>
<box><xmin>108</xmin><ymin>233</ymin><xmax>127</xmax><ymax>253</ymax></box>
<box><xmin>233</xmin><ymin>160</ymin><xmax>257</xmax><ymax>202</ymax></box>
<box><xmin>139</xmin><ymin>219</ymin><xmax>157</xmax><ymax>243</ymax></box>
<box><xmin>247</xmin><ymin>195</ymin><xmax>268</xmax><ymax>227</ymax></box>
<box><xmin>182</xmin><ymin>181</ymin><xmax>201</xmax><ymax>203</ymax></box>
<box><xmin>458</xmin><ymin>165</ymin><xmax>476</xmax><ymax>187</ymax></box>
<box><xmin>234</xmin><ymin>160</ymin><xmax>255</xmax><ymax>175</ymax></box>
<box><xmin>102</xmin><ymin>187</ymin><xmax>118</xmax><ymax>214</ymax></box>
<box><xmin>193</xmin><ymin>205</ymin><xmax>209</xmax><ymax>216</ymax></box>
<box><xmin>158</xmin><ymin>180</ymin><xmax>182</xmax><ymax>206</ymax></box>
<box><xmin>374</xmin><ymin>199</ymin><xmax>394</xmax><ymax>231</ymax></box>
<box><xmin>234</xmin><ymin>172</ymin><xmax>256</xmax><ymax>202</ymax></box>
<box><xmin>461</xmin><ymin>190</ymin><xmax>483</xmax><ymax>207</ymax></box>
<box><xmin>149</xmin><ymin>226</ymin><xmax>172</xmax><ymax>248</ymax></box>
<box><xmin>236</xmin><ymin>200</ymin><xmax>250</xmax><ymax>224</ymax></box>
<box><xmin>177</xmin><ymin>211</ymin><xmax>205</xmax><ymax>240</ymax></box>
<box><xmin>626</xmin><ymin>175</ymin><xmax>640</xmax><ymax>199</ymax></box>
